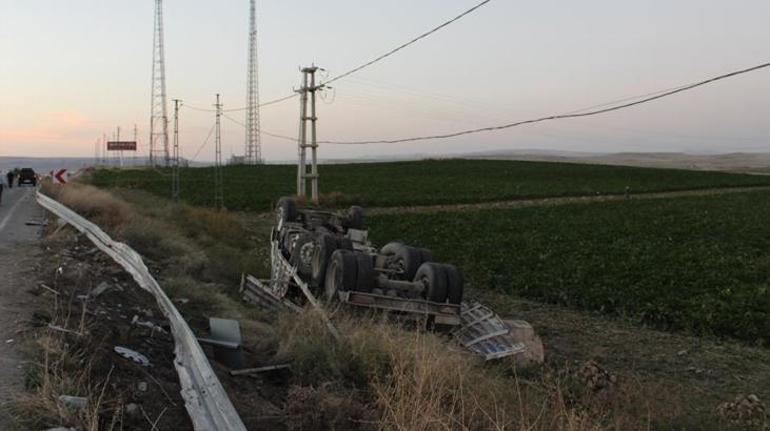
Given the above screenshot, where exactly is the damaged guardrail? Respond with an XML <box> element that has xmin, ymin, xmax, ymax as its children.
<box><xmin>36</xmin><ymin>191</ymin><xmax>247</xmax><ymax>431</ymax></box>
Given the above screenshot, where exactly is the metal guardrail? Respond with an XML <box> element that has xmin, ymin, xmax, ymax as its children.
<box><xmin>36</xmin><ymin>191</ymin><xmax>247</xmax><ymax>431</ymax></box>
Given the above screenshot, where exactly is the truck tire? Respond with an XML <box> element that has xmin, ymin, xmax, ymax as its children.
<box><xmin>290</xmin><ymin>233</ymin><xmax>315</xmax><ymax>276</ymax></box>
<box><xmin>419</xmin><ymin>248</ymin><xmax>434</xmax><ymax>263</ymax></box>
<box><xmin>355</xmin><ymin>254</ymin><xmax>375</xmax><ymax>293</ymax></box>
<box><xmin>325</xmin><ymin>249</ymin><xmax>357</xmax><ymax>301</ymax></box>
<box><xmin>380</xmin><ymin>241</ymin><xmax>403</xmax><ymax>255</ymax></box>
<box><xmin>311</xmin><ymin>233</ymin><xmax>337</xmax><ymax>288</ymax></box>
<box><xmin>336</xmin><ymin>237</ymin><xmax>354</xmax><ymax>251</ymax></box>
<box><xmin>394</xmin><ymin>245</ymin><xmax>422</xmax><ymax>280</ymax></box>
<box><xmin>276</xmin><ymin>197</ymin><xmax>298</xmax><ymax>225</ymax></box>
<box><xmin>346</xmin><ymin>206</ymin><xmax>364</xmax><ymax>230</ymax></box>
<box><xmin>414</xmin><ymin>262</ymin><xmax>448</xmax><ymax>303</ymax></box>
<box><xmin>440</xmin><ymin>264</ymin><xmax>464</xmax><ymax>305</ymax></box>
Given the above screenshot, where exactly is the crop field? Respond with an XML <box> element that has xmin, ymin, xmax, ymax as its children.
<box><xmin>367</xmin><ymin>189</ymin><xmax>770</xmax><ymax>345</ymax></box>
<box><xmin>88</xmin><ymin>159</ymin><xmax>770</xmax><ymax>211</ymax></box>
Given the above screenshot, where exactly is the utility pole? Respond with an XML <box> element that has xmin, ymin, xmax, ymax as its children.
<box><xmin>149</xmin><ymin>0</ymin><xmax>170</xmax><ymax>167</ymax></box>
<box><xmin>117</xmin><ymin>126</ymin><xmax>123</xmax><ymax>167</ymax></box>
<box><xmin>94</xmin><ymin>138</ymin><xmax>100</xmax><ymax>167</ymax></box>
<box><xmin>214</xmin><ymin>94</ymin><xmax>224</xmax><ymax>210</ymax></box>
<box><xmin>296</xmin><ymin>66</ymin><xmax>322</xmax><ymax>204</ymax></box>
<box><xmin>103</xmin><ymin>132</ymin><xmax>108</xmax><ymax>166</ymax></box>
<box><xmin>172</xmin><ymin>99</ymin><xmax>181</xmax><ymax>201</ymax></box>
<box><xmin>244</xmin><ymin>0</ymin><xmax>262</xmax><ymax>164</ymax></box>
<box><xmin>133</xmin><ymin>124</ymin><xmax>139</xmax><ymax>167</ymax></box>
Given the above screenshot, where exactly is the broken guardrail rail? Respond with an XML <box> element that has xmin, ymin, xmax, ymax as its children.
<box><xmin>36</xmin><ymin>191</ymin><xmax>247</xmax><ymax>431</ymax></box>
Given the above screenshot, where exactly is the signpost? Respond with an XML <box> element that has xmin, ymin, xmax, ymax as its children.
<box><xmin>107</xmin><ymin>141</ymin><xmax>137</xmax><ymax>167</ymax></box>
<box><xmin>52</xmin><ymin>169</ymin><xmax>67</xmax><ymax>185</ymax></box>
<box><xmin>107</xmin><ymin>141</ymin><xmax>137</xmax><ymax>151</ymax></box>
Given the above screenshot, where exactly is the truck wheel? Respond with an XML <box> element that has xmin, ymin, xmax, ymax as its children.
<box><xmin>346</xmin><ymin>206</ymin><xmax>364</xmax><ymax>230</ymax></box>
<box><xmin>440</xmin><ymin>264</ymin><xmax>464</xmax><ymax>305</ymax></box>
<box><xmin>290</xmin><ymin>233</ymin><xmax>315</xmax><ymax>276</ymax></box>
<box><xmin>325</xmin><ymin>250</ymin><xmax>357</xmax><ymax>301</ymax></box>
<box><xmin>419</xmin><ymin>248</ymin><xmax>434</xmax><ymax>263</ymax></box>
<box><xmin>276</xmin><ymin>197</ymin><xmax>298</xmax><ymax>225</ymax></box>
<box><xmin>414</xmin><ymin>263</ymin><xmax>448</xmax><ymax>303</ymax></box>
<box><xmin>311</xmin><ymin>233</ymin><xmax>337</xmax><ymax>288</ymax></box>
<box><xmin>394</xmin><ymin>245</ymin><xmax>422</xmax><ymax>280</ymax></box>
<box><xmin>354</xmin><ymin>254</ymin><xmax>375</xmax><ymax>293</ymax></box>
<box><xmin>336</xmin><ymin>237</ymin><xmax>354</xmax><ymax>251</ymax></box>
<box><xmin>380</xmin><ymin>241</ymin><xmax>403</xmax><ymax>255</ymax></box>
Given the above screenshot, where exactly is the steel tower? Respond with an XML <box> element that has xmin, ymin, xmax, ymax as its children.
<box><xmin>149</xmin><ymin>0</ymin><xmax>170</xmax><ymax>166</ymax></box>
<box><xmin>244</xmin><ymin>0</ymin><xmax>262</xmax><ymax>164</ymax></box>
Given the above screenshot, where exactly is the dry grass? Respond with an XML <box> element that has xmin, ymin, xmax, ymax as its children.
<box><xmin>263</xmin><ymin>311</ymin><xmax>676</xmax><ymax>431</ymax></box>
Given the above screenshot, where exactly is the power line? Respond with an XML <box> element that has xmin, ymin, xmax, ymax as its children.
<box><xmin>191</xmin><ymin>123</ymin><xmax>217</xmax><ymax>161</ymax></box>
<box><xmin>222</xmin><ymin>113</ymin><xmax>296</xmax><ymax>141</ymax></box>
<box><xmin>322</xmin><ymin>0</ymin><xmax>493</xmax><ymax>86</ymax></box>
<box><xmin>182</xmin><ymin>94</ymin><xmax>298</xmax><ymax>113</ymax></box>
<box><xmin>319</xmin><ymin>61</ymin><xmax>770</xmax><ymax>145</ymax></box>
<box><xmin>184</xmin><ymin>0</ymin><xmax>491</xmax><ymax>113</ymax></box>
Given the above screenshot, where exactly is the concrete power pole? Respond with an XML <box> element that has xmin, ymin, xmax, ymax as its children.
<box><xmin>214</xmin><ymin>94</ymin><xmax>224</xmax><ymax>210</ymax></box>
<box><xmin>149</xmin><ymin>0</ymin><xmax>170</xmax><ymax>167</ymax></box>
<box><xmin>172</xmin><ymin>99</ymin><xmax>182</xmax><ymax>201</ymax></box>
<box><xmin>244</xmin><ymin>0</ymin><xmax>262</xmax><ymax>165</ymax></box>
<box><xmin>296</xmin><ymin>66</ymin><xmax>323</xmax><ymax>204</ymax></box>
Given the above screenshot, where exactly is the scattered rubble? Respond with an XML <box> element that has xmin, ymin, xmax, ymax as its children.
<box><xmin>716</xmin><ymin>394</ymin><xmax>767</xmax><ymax>427</ymax></box>
<box><xmin>57</xmin><ymin>395</ymin><xmax>88</xmax><ymax>410</ymax></box>
<box><xmin>579</xmin><ymin>360</ymin><xmax>617</xmax><ymax>394</ymax></box>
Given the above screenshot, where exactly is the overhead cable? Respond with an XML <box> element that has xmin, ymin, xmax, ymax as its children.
<box><xmin>222</xmin><ymin>113</ymin><xmax>296</xmax><ymax>142</ymax></box>
<box><xmin>322</xmin><ymin>0</ymin><xmax>493</xmax><ymax>86</ymax></box>
<box><xmin>319</xmin><ymin>61</ymin><xmax>770</xmax><ymax>145</ymax></box>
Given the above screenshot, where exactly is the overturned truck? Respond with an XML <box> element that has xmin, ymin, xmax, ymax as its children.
<box><xmin>243</xmin><ymin>197</ymin><xmax>537</xmax><ymax>361</ymax></box>
<box><xmin>275</xmin><ymin>197</ymin><xmax>464</xmax><ymax>326</ymax></box>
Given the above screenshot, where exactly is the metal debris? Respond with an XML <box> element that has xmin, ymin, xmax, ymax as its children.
<box><xmin>114</xmin><ymin>346</ymin><xmax>152</xmax><ymax>367</ymax></box>
<box><xmin>197</xmin><ymin>318</ymin><xmax>244</xmax><ymax>369</ymax></box>
<box><xmin>58</xmin><ymin>395</ymin><xmax>88</xmax><ymax>410</ymax></box>
<box><xmin>453</xmin><ymin>302</ymin><xmax>527</xmax><ymax>360</ymax></box>
<box><xmin>230</xmin><ymin>364</ymin><xmax>291</xmax><ymax>376</ymax></box>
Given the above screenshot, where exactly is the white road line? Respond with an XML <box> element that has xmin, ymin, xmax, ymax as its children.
<box><xmin>0</xmin><ymin>191</ymin><xmax>31</xmax><ymax>233</ymax></box>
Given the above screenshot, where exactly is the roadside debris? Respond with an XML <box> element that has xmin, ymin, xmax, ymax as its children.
<box><xmin>114</xmin><ymin>346</ymin><xmax>152</xmax><ymax>367</ymax></box>
<box><xmin>89</xmin><ymin>281</ymin><xmax>122</xmax><ymax>298</ymax></box>
<box><xmin>716</xmin><ymin>394</ymin><xmax>767</xmax><ymax>427</ymax></box>
<box><xmin>579</xmin><ymin>360</ymin><xmax>617</xmax><ymax>394</ymax></box>
<box><xmin>230</xmin><ymin>364</ymin><xmax>291</xmax><ymax>376</ymax></box>
<box><xmin>197</xmin><ymin>318</ymin><xmax>244</xmax><ymax>369</ymax></box>
<box><xmin>57</xmin><ymin>395</ymin><xmax>88</xmax><ymax>410</ymax></box>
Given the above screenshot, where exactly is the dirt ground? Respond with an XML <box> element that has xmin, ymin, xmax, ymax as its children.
<box><xmin>366</xmin><ymin>185</ymin><xmax>770</xmax><ymax>216</ymax></box>
<box><xmin>16</xmin><ymin>227</ymin><xmax>193</xmax><ymax>430</ymax></box>
<box><xmin>480</xmin><ymin>289</ymin><xmax>770</xmax><ymax>427</ymax></box>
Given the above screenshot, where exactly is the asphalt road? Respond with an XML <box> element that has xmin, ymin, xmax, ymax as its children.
<box><xmin>0</xmin><ymin>186</ymin><xmax>45</xmax><ymax>424</ymax></box>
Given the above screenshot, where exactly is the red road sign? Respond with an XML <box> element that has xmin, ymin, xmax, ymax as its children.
<box><xmin>107</xmin><ymin>141</ymin><xmax>137</xmax><ymax>151</ymax></box>
<box><xmin>53</xmin><ymin>169</ymin><xmax>67</xmax><ymax>184</ymax></box>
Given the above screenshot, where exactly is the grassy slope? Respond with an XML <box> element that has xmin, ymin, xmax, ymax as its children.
<box><xmin>89</xmin><ymin>159</ymin><xmax>770</xmax><ymax>211</ymax></box>
<box><xmin>367</xmin><ymin>189</ymin><xmax>770</xmax><ymax>345</ymax></box>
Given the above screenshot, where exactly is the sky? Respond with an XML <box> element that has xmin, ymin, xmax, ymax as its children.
<box><xmin>1</xmin><ymin>0</ymin><xmax>769</xmax><ymax>162</ymax></box>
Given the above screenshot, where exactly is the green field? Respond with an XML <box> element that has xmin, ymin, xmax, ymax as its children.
<box><xmin>367</xmin><ymin>190</ymin><xmax>770</xmax><ymax>345</ymax></box>
<box><xmin>88</xmin><ymin>159</ymin><xmax>770</xmax><ymax>211</ymax></box>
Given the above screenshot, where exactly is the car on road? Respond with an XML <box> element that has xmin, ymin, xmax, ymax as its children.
<box><xmin>18</xmin><ymin>168</ymin><xmax>37</xmax><ymax>187</ymax></box>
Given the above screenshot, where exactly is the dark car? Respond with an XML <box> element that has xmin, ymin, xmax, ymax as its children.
<box><xmin>18</xmin><ymin>168</ymin><xmax>37</xmax><ymax>187</ymax></box>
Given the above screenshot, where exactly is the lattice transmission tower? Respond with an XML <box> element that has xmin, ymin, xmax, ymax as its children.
<box><xmin>149</xmin><ymin>0</ymin><xmax>170</xmax><ymax>166</ymax></box>
<box><xmin>244</xmin><ymin>0</ymin><xmax>262</xmax><ymax>164</ymax></box>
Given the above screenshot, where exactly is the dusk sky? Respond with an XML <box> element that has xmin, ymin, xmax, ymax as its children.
<box><xmin>1</xmin><ymin>0</ymin><xmax>769</xmax><ymax>161</ymax></box>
